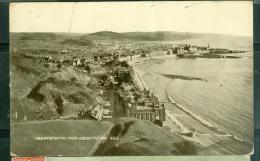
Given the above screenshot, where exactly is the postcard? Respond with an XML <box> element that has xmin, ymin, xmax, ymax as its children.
<box><xmin>10</xmin><ymin>1</ymin><xmax>253</xmax><ymax>156</ymax></box>
<box><xmin>12</xmin><ymin>156</ymin><xmax>252</xmax><ymax>161</ymax></box>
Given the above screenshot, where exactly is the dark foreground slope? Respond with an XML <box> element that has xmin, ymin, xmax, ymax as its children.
<box><xmin>94</xmin><ymin>118</ymin><xmax>252</xmax><ymax>156</ymax></box>
<box><xmin>11</xmin><ymin>118</ymin><xmax>197</xmax><ymax>156</ymax></box>
<box><xmin>95</xmin><ymin>118</ymin><xmax>199</xmax><ymax>156</ymax></box>
<box><xmin>11</xmin><ymin>120</ymin><xmax>113</xmax><ymax>156</ymax></box>
<box><xmin>11</xmin><ymin>116</ymin><xmax>252</xmax><ymax>156</ymax></box>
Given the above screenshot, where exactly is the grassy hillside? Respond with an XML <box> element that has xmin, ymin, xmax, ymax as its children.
<box><xmin>95</xmin><ymin>118</ymin><xmax>199</xmax><ymax>155</ymax></box>
<box><xmin>11</xmin><ymin>117</ymin><xmax>252</xmax><ymax>156</ymax></box>
<box><xmin>60</xmin><ymin>39</ymin><xmax>95</xmax><ymax>47</ymax></box>
<box><xmin>10</xmin><ymin>55</ymin><xmax>97</xmax><ymax>121</ymax></box>
<box><xmin>11</xmin><ymin>120</ymin><xmax>113</xmax><ymax>156</ymax></box>
<box><xmin>94</xmin><ymin>118</ymin><xmax>252</xmax><ymax>156</ymax></box>
<box><xmin>87</xmin><ymin>31</ymin><xmax>127</xmax><ymax>40</ymax></box>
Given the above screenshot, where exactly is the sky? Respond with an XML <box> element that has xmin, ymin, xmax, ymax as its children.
<box><xmin>10</xmin><ymin>1</ymin><xmax>253</xmax><ymax>36</ymax></box>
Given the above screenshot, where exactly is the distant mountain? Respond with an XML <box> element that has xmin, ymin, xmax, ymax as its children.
<box><xmin>10</xmin><ymin>32</ymin><xmax>57</xmax><ymax>41</ymax></box>
<box><xmin>89</xmin><ymin>31</ymin><xmax>124</xmax><ymax>37</ymax></box>
<box><xmin>124</xmin><ymin>31</ymin><xmax>196</xmax><ymax>41</ymax></box>
<box><xmin>85</xmin><ymin>31</ymin><xmax>196</xmax><ymax>41</ymax></box>
<box><xmin>10</xmin><ymin>31</ymin><xmax>252</xmax><ymax>50</ymax></box>
<box><xmin>83</xmin><ymin>31</ymin><xmax>127</xmax><ymax>40</ymax></box>
<box><xmin>84</xmin><ymin>31</ymin><xmax>252</xmax><ymax>50</ymax></box>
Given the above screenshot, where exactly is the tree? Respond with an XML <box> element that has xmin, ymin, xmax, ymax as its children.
<box><xmin>55</xmin><ymin>96</ymin><xmax>64</xmax><ymax>115</ymax></box>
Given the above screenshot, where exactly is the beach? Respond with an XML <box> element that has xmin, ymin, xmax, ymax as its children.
<box><xmin>131</xmin><ymin>54</ymin><xmax>253</xmax><ymax>154</ymax></box>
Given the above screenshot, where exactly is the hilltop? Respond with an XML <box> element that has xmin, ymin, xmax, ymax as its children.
<box><xmin>89</xmin><ymin>31</ymin><xmax>122</xmax><ymax>36</ymax></box>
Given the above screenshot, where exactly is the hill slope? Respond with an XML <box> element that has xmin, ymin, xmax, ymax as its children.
<box><xmin>95</xmin><ymin>118</ymin><xmax>198</xmax><ymax>155</ymax></box>
<box><xmin>10</xmin><ymin>55</ymin><xmax>96</xmax><ymax>121</ymax></box>
<box><xmin>94</xmin><ymin>118</ymin><xmax>252</xmax><ymax>156</ymax></box>
<box><xmin>60</xmin><ymin>39</ymin><xmax>95</xmax><ymax>47</ymax></box>
<box><xmin>11</xmin><ymin>120</ymin><xmax>113</xmax><ymax>156</ymax></box>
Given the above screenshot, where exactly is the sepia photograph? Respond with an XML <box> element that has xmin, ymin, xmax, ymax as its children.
<box><xmin>10</xmin><ymin>1</ymin><xmax>253</xmax><ymax>156</ymax></box>
<box><xmin>46</xmin><ymin>156</ymin><xmax>251</xmax><ymax>161</ymax></box>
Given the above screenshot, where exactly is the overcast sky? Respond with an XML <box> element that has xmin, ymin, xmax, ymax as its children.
<box><xmin>10</xmin><ymin>1</ymin><xmax>252</xmax><ymax>36</ymax></box>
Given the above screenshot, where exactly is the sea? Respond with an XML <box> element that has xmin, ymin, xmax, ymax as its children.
<box><xmin>137</xmin><ymin>52</ymin><xmax>253</xmax><ymax>144</ymax></box>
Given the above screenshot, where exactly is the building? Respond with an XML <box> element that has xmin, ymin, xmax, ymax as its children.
<box><xmin>126</xmin><ymin>104</ymin><xmax>165</xmax><ymax>122</ymax></box>
<box><xmin>115</xmin><ymin>66</ymin><xmax>134</xmax><ymax>85</ymax></box>
<box><xmin>91</xmin><ymin>105</ymin><xmax>104</xmax><ymax>121</ymax></box>
<box><xmin>117</xmin><ymin>83</ymin><xmax>166</xmax><ymax>123</ymax></box>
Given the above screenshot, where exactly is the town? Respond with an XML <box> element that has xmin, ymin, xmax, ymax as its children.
<box><xmin>11</xmin><ymin>42</ymin><xmax>243</xmax><ymax>127</ymax></box>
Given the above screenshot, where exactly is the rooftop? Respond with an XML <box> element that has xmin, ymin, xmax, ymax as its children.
<box><xmin>136</xmin><ymin>106</ymin><xmax>153</xmax><ymax>111</ymax></box>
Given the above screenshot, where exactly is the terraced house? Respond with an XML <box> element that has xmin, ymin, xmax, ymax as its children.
<box><xmin>118</xmin><ymin>82</ymin><xmax>166</xmax><ymax>125</ymax></box>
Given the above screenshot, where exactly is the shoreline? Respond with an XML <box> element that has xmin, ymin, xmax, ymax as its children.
<box><xmin>129</xmin><ymin>55</ymin><xmax>251</xmax><ymax>145</ymax></box>
<box><xmin>131</xmin><ymin>60</ymin><xmax>191</xmax><ymax>134</ymax></box>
